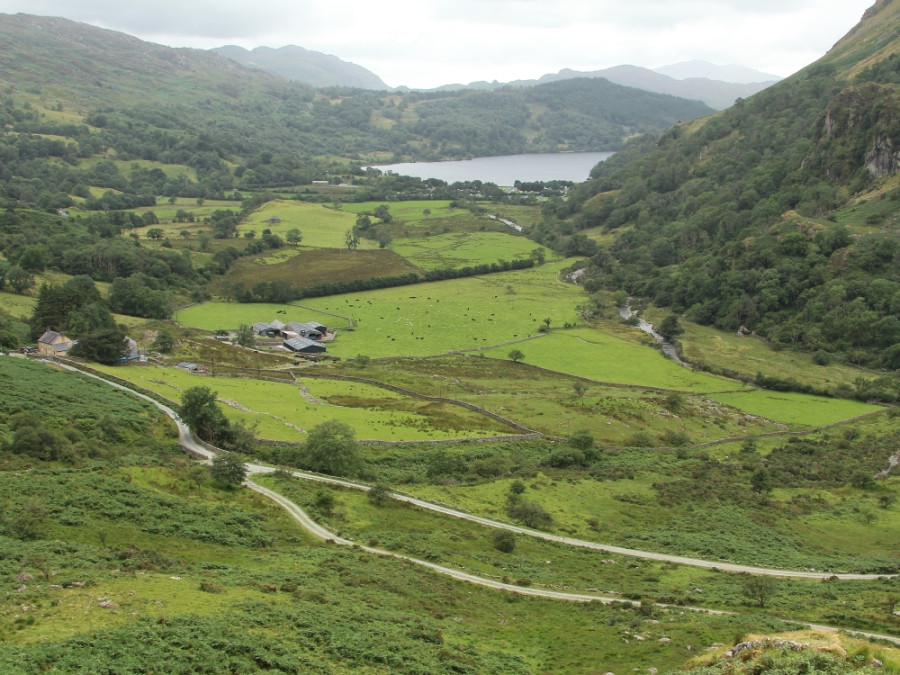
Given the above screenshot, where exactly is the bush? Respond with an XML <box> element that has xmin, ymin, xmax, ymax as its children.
<box><xmin>492</xmin><ymin>530</ymin><xmax>516</xmax><ymax>553</ymax></box>
<box><xmin>813</xmin><ymin>350</ymin><xmax>833</xmax><ymax>365</ymax></box>
<box><xmin>546</xmin><ymin>447</ymin><xmax>586</xmax><ymax>468</ymax></box>
<box><xmin>367</xmin><ymin>483</ymin><xmax>392</xmax><ymax>506</ymax></box>
<box><xmin>507</xmin><ymin>499</ymin><xmax>554</xmax><ymax>529</ymax></box>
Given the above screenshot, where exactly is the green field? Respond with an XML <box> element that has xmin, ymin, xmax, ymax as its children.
<box><xmin>176</xmin><ymin>260</ymin><xmax>584</xmax><ymax>359</ymax></box>
<box><xmin>240</xmin><ymin>200</ymin><xmax>369</xmax><ymax>249</ymax></box>
<box><xmin>706</xmin><ymin>390</ymin><xmax>882</xmax><ymax>427</ymax></box>
<box><xmin>391</xmin><ymin>231</ymin><xmax>538</xmax><ymax>271</ymax></box>
<box><xmin>483</xmin><ymin>328</ymin><xmax>741</xmax><ymax>393</ymax></box>
<box><xmin>642</xmin><ymin>306</ymin><xmax>873</xmax><ymax>392</ymax></box>
<box><xmin>91</xmin><ymin>364</ymin><xmax>514</xmax><ymax>441</ymax></box>
<box><xmin>0</xmin><ymin>290</ymin><xmax>36</xmax><ymax>318</ymax></box>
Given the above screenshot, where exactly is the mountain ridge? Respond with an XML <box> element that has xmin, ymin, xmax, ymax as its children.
<box><xmin>212</xmin><ymin>44</ymin><xmax>390</xmax><ymax>90</ymax></box>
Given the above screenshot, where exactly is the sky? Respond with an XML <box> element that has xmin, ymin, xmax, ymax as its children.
<box><xmin>0</xmin><ymin>0</ymin><xmax>877</xmax><ymax>89</ymax></box>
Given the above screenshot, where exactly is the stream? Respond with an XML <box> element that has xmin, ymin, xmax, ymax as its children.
<box><xmin>617</xmin><ymin>303</ymin><xmax>686</xmax><ymax>365</ymax></box>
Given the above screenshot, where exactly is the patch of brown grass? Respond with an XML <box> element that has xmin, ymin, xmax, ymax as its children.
<box><xmin>221</xmin><ymin>249</ymin><xmax>423</xmax><ymax>290</ymax></box>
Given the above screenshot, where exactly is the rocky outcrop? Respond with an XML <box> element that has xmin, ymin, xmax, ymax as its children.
<box><xmin>865</xmin><ymin>134</ymin><xmax>900</xmax><ymax>176</ymax></box>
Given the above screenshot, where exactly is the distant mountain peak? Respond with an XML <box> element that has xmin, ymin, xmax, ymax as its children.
<box><xmin>653</xmin><ymin>60</ymin><xmax>782</xmax><ymax>84</ymax></box>
<box><xmin>212</xmin><ymin>44</ymin><xmax>388</xmax><ymax>90</ymax></box>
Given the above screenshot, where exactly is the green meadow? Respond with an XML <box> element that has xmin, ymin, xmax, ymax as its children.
<box><xmin>391</xmin><ymin>231</ymin><xmax>538</xmax><ymax>271</ymax></box>
<box><xmin>706</xmin><ymin>390</ymin><xmax>882</xmax><ymax>427</ymax></box>
<box><xmin>239</xmin><ymin>199</ymin><xmax>368</xmax><ymax>249</ymax></box>
<box><xmin>176</xmin><ymin>260</ymin><xmax>584</xmax><ymax>358</ymax></box>
<box><xmin>90</xmin><ymin>364</ymin><xmax>513</xmax><ymax>441</ymax></box>
<box><xmin>344</xmin><ymin>354</ymin><xmax>788</xmax><ymax>443</ymax></box>
<box><xmin>482</xmin><ymin>328</ymin><xmax>742</xmax><ymax>393</ymax></box>
<box><xmin>642</xmin><ymin>306</ymin><xmax>872</xmax><ymax>392</ymax></box>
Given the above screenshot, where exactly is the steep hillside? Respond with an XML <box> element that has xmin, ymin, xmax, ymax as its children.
<box><xmin>213</xmin><ymin>44</ymin><xmax>389</xmax><ymax>90</ymax></box>
<box><xmin>538</xmin><ymin>0</ymin><xmax>900</xmax><ymax>374</ymax></box>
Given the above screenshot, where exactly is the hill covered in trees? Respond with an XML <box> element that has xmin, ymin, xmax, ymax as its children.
<box><xmin>0</xmin><ymin>12</ymin><xmax>712</xmax><ymax>212</ymax></box>
<box><xmin>533</xmin><ymin>0</ymin><xmax>900</xmax><ymax>374</ymax></box>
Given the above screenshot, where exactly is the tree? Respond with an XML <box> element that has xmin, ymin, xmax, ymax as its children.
<box><xmin>529</xmin><ymin>247</ymin><xmax>546</xmax><ymax>265</ymax></box>
<box><xmin>304</xmin><ymin>419</ymin><xmax>363</xmax><ymax>477</ymax></box>
<box><xmin>375</xmin><ymin>226</ymin><xmax>393</xmax><ymax>249</ymax></box>
<box><xmin>367</xmin><ymin>482</ymin><xmax>391</xmax><ymax>506</ymax></box>
<box><xmin>572</xmin><ymin>381</ymin><xmax>587</xmax><ymax>405</ymax></box>
<box><xmin>146</xmin><ymin>228</ymin><xmax>165</xmax><ymax>241</ymax></box>
<box><xmin>18</xmin><ymin>245</ymin><xmax>47</xmax><ymax>272</ymax></box>
<box><xmin>70</xmin><ymin>325</ymin><xmax>126</xmax><ymax>364</ymax></box>
<box><xmin>657</xmin><ymin>314</ymin><xmax>684</xmax><ymax>341</ymax></box>
<box><xmin>568</xmin><ymin>429</ymin><xmax>595</xmax><ymax>453</ymax></box>
<box><xmin>234</xmin><ymin>323</ymin><xmax>255</xmax><ymax>348</ymax></box>
<box><xmin>373</xmin><ymin>204</ymin><xmax>392</xmax><ymax>223</ymax></box>
<box><xmin>508</xmin><ymin>348</ymin><xmax>525</xmax><ymax>363</ymax></box>
<box><xmin>210</xmin><ymin>451</ymin><xmax>247</xmax><ymax>488</ymax></box>
<box><xmin>741</xmin><ymin>575</ymin><xmax>777</xmax><ymax>608</ymax></box>
<box><xmin>152</xmin><ymin>328</ymin><xmax>175</xmax><ymax>353</ymax></box>
<box><xmin>750</xmin><ymin>468</ymin><xmax>773</xmax><ymax>494</ymax></box>
<box><xmin>180</xmin><ymin>386</ymin><xmax>230</xmax><ymax>445</ymax></box>
<box><xmin>286</xmin><ymin>228</ymin><xmax>302</xmax><ymax>246</ymax></box>
<box><xmin>7</xmin><ymin>266</ymin><xmax>35</xmax><ymax>294</ymax></box>
<box><xmin>344</xmin><ymin>230</ymin><xmax>359</xmax><ymax>251</ymax></box>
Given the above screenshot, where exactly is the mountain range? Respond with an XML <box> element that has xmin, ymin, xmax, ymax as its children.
<box><xmin>213</xmin><ymin>44</ymin><xmax>778</xmax><ymax>110</ymax></box>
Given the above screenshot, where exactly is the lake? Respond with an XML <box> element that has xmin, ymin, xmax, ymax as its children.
<box><xmin>369</xmin><ymin>151</ymin><xmax>615</xmax><ymax>185</ymax></box>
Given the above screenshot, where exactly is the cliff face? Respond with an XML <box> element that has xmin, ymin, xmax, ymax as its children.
<box><xmin>817</xmin><ymin>84</ymin><xmax>900</xmax><ymax>179</ymax></box>
<box><xmin>866</xmin><ymin>134</ymin><xmax>900</xmax><ymax>176</ymax></box>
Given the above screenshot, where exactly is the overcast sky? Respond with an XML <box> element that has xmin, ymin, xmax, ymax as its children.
<box><xmin>0</xmin><ymin>0</ymin><xmax>876</xmax><ymax>89</ymax></box>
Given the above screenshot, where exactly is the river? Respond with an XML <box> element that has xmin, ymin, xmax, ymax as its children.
<box><xmin>368</xmin><ymin>151</ymin><xmax>615</xmax><ymax>185</ymax></box>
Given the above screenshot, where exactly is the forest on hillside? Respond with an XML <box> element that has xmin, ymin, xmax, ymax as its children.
<box><xmin>528</xmin><ymin>56</ymin><xmax>900</xmax><ymax>376</ymax></box>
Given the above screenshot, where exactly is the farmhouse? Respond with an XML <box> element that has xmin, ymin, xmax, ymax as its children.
<box><xmin>37</xmin><ymin>329</ymin><xmax>73</xmax><ymax>357</ymax></box>
<box><xmin>283</xmin><ymin>336</ymin><xmax>326</xmax><ymax>354</ymax></box>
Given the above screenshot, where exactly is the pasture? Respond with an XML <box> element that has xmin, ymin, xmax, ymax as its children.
<box><xmin>706</xmin><ymin>390</ymin><xmax>882</xmax><ymax>427</ymax></box>
<box><xmin>642</xmin><ymin>306</ymin><xmax>871</xmax><ymax>392</ymax></box>
<box><xmin>91</xmin><ymin>364</ymin><xmax>514</xmax><ymax>441</ymax></box>
<box><xmin>239</xmin><ymin>200</ymin><xmax>367</xmax><ymax>249</ymax></box>
<box><xmin>482</xmin><ymin>328</ymin><xmax>742</xmax><ymax>393</ymax></box>
<box><xmin>262</xmin><ymin>472</ymin><xmax>900</xmax><ymax>632</ymax></box>
<box><xmin>176</xmin><ymin>260</ymin><xmax>585</xmax><ymax>358</ymax></box>
<box><xmin>347</xmin><ymin>354</ymin><xmax>787</xmax><ymax>443</ymax></box>
<box><xmin>391</xmin><ymin>231</ymin><xmax>538</xmax><ymax>271</ymax></box>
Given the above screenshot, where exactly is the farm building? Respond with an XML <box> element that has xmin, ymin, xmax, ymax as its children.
<box><xmin>252</xmin><ymin>322</ymin><xmax>280</xmax><ymax>337</ymax></box>
<box><xmin>283</xmin><ymin>337</ymin><xmax>326</xmax><ymax>354</ymax></box>
<box><xmin>177</xmin><ymin>362</ymin><xmax>200</xmax><ymax>372</ymax></box>
<box><xmin>37</xmin><ymin>329</ymin><xmax>73</xmax><ymax>357</ymax></box>
<box><xmin>282</xmin><ymin>322</ymin><xmax>321</xmax><ymax>339</ymax></box>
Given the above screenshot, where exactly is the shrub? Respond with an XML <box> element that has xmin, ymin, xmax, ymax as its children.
<box><xmin>507</xmin><ymin>499</ymin><xmax>554</xmax><ymax>529</ymax></box>
<box><xmin>546</xmin><ymin>447</ymin><xmax>586</xmax><ymax>468</ymax></box>
<box><xmin>492</xmin><ymin>530</ymin><xmax>516</xmax><ymax>553</ymax></box>
<box><xmin>367</xmin><ymin>483</ymin><xmax>392</xmax><ymax>506</ymax></box>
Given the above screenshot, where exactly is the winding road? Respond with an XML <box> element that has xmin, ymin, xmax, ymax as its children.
<box><xmin>41</xmin><ymin>360</ymin><xmax>900</xmax><ymax>646</ymax></box>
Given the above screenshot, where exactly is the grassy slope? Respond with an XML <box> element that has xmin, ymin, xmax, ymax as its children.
<box><xmin>1</xmin><ymin>361</ymin><xmax>824</xmax><ymax>674</ymax></box>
